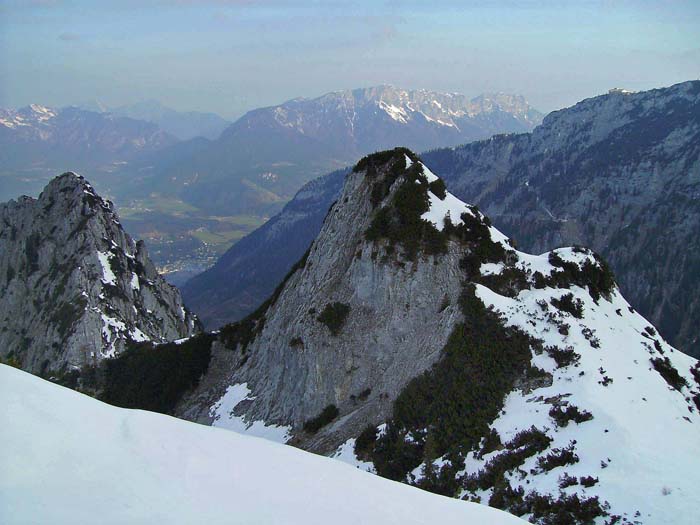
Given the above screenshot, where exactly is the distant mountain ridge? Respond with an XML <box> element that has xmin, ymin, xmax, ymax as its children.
<box><xmin>228</xmin><ymin>86</ymin><xmax>542</xmax><ymax>155</ymax></box>
<box><xmin>0</xmin><ymin>104</ymin><xmax>178</xmax><ymax>202</ymax></box>
<box><xmin>126</xmin><ymin>86</ymin><xmax>542</xmax><ymax>217</ymax></box>
<box><xmin>105</xmin><ymin>100</ymin><xmax>231</xmax><ymax>141</ymax></box>
<box><xmin>0</xmin><ymin>104</ymin><xmax>176</xmax><ymax>160</ymax></box>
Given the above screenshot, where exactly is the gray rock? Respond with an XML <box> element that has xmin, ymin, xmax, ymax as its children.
<box><xmin>178</xmin><ymin>156</ymin><xmax>465</xmax><ymax>453</ymax></box>
<box><xmin>0</xmin><ymin>172</ymin><xmax>199</xmax><ymax>374</ymax></box>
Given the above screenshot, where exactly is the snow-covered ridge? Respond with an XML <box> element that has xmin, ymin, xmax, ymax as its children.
<box><xmin>360</xmin><ymin>157</ymin><xmax>700</xmax><ymax>523</ymax></box>
<box><xmin>204</xmin><ymin>152</ymin><xmax>700</xmax><ymax>524</ymax></box>
<box><xmin>419</xmin><ymin>160</ymin><xmax>478</xmax><ymax>230</ymax></box>
<box><xmin>0</xmin><ymin>365</ymin><xmax>525</xmax><ymax>525</ymax></box>
<box><xmin>0</xmin><ymin>104</ymin><xmax>58</xmax><ymax>129</ymax></box>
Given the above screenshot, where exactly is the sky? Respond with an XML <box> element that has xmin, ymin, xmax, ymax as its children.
<box><xmin>1</xmin><ymin>1</ymin><xmax>699</xmax><ymax>119</ymax></box>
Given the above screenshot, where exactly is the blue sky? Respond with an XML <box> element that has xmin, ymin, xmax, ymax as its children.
<box><xmin>1</xmin><ymin>1</ymin><xmax>699</xmax><ymax>118</ymax></box>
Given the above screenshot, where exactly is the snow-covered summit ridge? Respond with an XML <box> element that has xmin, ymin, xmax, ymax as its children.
<box><xmin>414</xmin><ymin>157</ymin><xmax>603</xmax><ymax>276</ymax></box>
<box><xmin>273</xmin><ymin>85</ymin><xmax>543</xmax><ymax>131</ymax></box>
<box><xmin>220</xmin><ymin>86</ymin><xmax>543</xmax><ymax>158</ymax></box>
<box><xmin>0</xmin><ymin>104</ymin><xmax>58</xmax><ymax>128</ymax></box>
<box><xmin>0</xmin><ymin>364</ymin><xmax>526</xmax><ymax>525</ymax></box>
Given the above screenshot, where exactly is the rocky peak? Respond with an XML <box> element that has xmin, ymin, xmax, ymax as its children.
<box><xmin>0</xmin><ymin>172</ymin><xmax>199</xmax><ymax>374</ymax></box>
<box><xmin>171</xmin><ymin>148</ymin><xmax>698</xmax><ymax>524</ymax></box>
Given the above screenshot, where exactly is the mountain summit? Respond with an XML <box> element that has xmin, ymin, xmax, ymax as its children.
<box><xmin>167</xmin><ymin>149</ymin><xmax>699</xmax><ymax>524</ymax></box>
<box><xmin>0</xmin><ymin>173</ymin><xmax>199</xmax><ymax>374</ymax></box>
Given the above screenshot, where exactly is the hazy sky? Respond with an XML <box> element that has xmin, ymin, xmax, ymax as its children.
<box><xmin>1</xmin><ymin>1</ymin><xmax>699</xmax><ymax>119</ymax></box>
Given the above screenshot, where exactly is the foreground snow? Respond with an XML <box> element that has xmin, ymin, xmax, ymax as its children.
<box><xmin>0</xmin><ymin>365</ymin><xmax>524</xmax><ymax>525</ymax></box>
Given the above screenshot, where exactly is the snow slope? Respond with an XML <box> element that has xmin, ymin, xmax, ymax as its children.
<box><xmin>0</xmin><ymin>364</ymin><xmax>525</xmax><ymax>525</ymax></box>
<box><xmin>395</xmin><ymin>162</ymin><xmax>700</xmax><ymax>523</ymax></box>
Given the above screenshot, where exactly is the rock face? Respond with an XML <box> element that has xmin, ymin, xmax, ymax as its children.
<box><xmin>0</xmin><ymin>173</ymin><xmax>198</xmax><ymax>374</ymax></box>
<box><xmin>175</xmin><ymin>149</ymin><xmax>700</xmax><ymax>525</ymax></box>
<box><xmin>183</xmin><ymin>81</ymin><xmax>700</xmax><ymax>358</ymax></box>
<box><xmin>179</xmin><ymin>154</ymin><xmax>467</xmax><ymax>451</ymax></box>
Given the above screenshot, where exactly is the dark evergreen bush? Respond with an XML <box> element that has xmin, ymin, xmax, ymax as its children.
<box><xmin>428</xmin><ymin>178</ymin><xmax>447</xmax><ymax>199</ymax></box>
<box><xmin>525</xmin><ymin>491</ymin><xmax>606</xmax><ymax>524</ymax></box>
<box><xmin>100</xmin><ymin>333</ymin><xmax>214</xmax><ymax>414</ymax></box>
<box><xmin>355</xmin><ymin>425</ymin><xmax>378</xmax><ymax>457</ymax></box>
<box><xmin>536</xmin><ymin>442</ymin><xmax>579</xmax><ymax>472</ymax></box>
<box><xmin>507</xmin><ymin>426</ymin><xmax>552</xmax><ymax>452</ymax></box>
<box><xmin>546</xmin><ymin>251</ymin><xmax>616</xmax><ymax>301</ymax></box>
<box><xmin>651</xmin><ymin>357</ymin><xmax>688</xmax><ymax>391</ymax></box>
<box><xmin>559</xmin><ymin>473</ymin><xmax>578</xmax><ymax>488</ymax></box>
<box><xmin>303</xmin><ymin>404</ymin><xmax>339</xmax><ymax>433</ymax></box>
<box><xmin>549</xmin><ymin>405</ymin><xmax>594</xmax><ymax>427</ymax></box>
<box><xmin>551</xmin><ymin>293</ymin><xmax>584</xmax><ymax>318</ymax></box>
<box><xmin>465</xmin><ymin>427</ymin><xmax>552</xmax><ymax>493</ymax></box>
<box><xmin>317</xmin><ymin>302</ymin><xmax>351</xmax><ymax>336</ymax></box>
<box><xmin>545</xmin><ymin>345</ymin><xmax>580</xmax><ymax>368</ymax></box>
<box><xmin>479</xmin><ymin>428</ymin><xmax>503</xmax><ymax>458</ymax></box>
<box><xmin>580</xmin><ymin>475</ymin><xmax>599</xmax><ymax>487</ymax></box>
<box><xmin>353</xmin><ymin>147</ymin><xmax>417</xmax><ymax>174</ymax></box>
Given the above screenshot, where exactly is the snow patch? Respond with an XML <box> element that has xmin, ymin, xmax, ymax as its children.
<box><xmin>418</xmin><ymin>162</ymin><xmax>475</xmax><ymax>231</ymax></box>
<box><xmin>331</xmin><ymin>438</ymin><xmax>375</xmax><ymax>473</ymax></box>
<box><xmin>379</xmin><ymin>100</ymin><xmax>409</xmax><ymax>124</ymax></box>
<box><xmin>96</xmin><ymin>251</ymin><xmax>116</xmax><ymax>285</ymax></box>
<box><xmin>210</xmin><ymin>383</ymin><xmax>292</xmax><ymax>444</ymax></box>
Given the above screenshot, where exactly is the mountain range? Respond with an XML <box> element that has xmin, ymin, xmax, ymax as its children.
<box><xmin>182</xmin><ymin>81</ymin><xmax>700</xmax><ymax>359</ymax></box>
<box><xmin>93</xmin><ymin>99</ymin><xmax>231</xmax><ymax>141</ymax></box>
<box><xmin>1</xmin><ymin>87</ymin><xmax>542</xmax><ymax>282</ymax></box>
<box><xmin>124</xmin><ymin>86</ymin><xmax>543</xmax><ymax>218</ymax></box>
<box><xmin>0</xmin><ymin>104</ymin><xmax>177</xmax><ymax>203</ymax></box>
